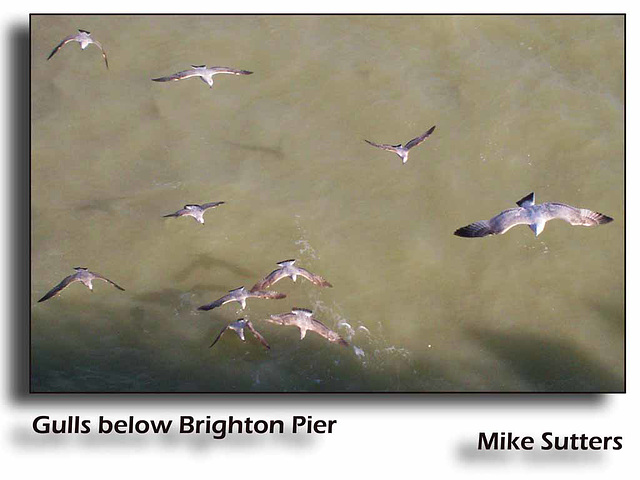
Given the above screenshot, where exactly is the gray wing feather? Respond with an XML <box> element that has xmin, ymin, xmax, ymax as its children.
<box><xmin>404</xmin><ymin>125</ymin><xmax>436</xmax><ymax>150</ymax></box>
<box><xmin>38</xmin><ymin>274</ymin><xmax>77</xmax><ymax>302</ymax></box>
<box><xmin>152</xmin><ymin>69</ymin><xmax>200</xmax><ymax>82</ymax></box>
<box><xmin>541</xmin><ymin>203</ymin><xmax>614</xmax><ymax>226</ymax></box>
<box><xmin>91</xmin><ymin>272</ymin><xmax>125</xmax><ymax>291</ymax></box>
<box><xmin>246</xmin><ymin>321</ymin><xmax>270</xmax><ymax>350</ymax></box>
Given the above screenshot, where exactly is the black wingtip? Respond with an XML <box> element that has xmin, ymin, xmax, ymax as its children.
<box><xmin>454</xmin><ymin>222</ymin><xmax>492</xmax><ymax>238</ymax></box>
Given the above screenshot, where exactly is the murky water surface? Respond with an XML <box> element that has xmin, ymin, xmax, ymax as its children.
<box><xmin>30</xmin><ymin>15</ymin><xmax>624</xmax><ymax>392</ymax></box>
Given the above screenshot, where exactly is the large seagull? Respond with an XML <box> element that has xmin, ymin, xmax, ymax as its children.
<box><xmin>152</xmin><ymin>65</ymin><xmax>253</xmax><ymax>88</ymax></box>
<box><xmin>198</xmin><ymin>286</ymin><xmax>286</xmax><ymax>311</ymax></box>
<box><xmin>209</xmin><ymin>318</ymin><xmax>270</xmax><ymax>350</ymax></box>
<box><xmin>47</xmin><ymin>29</ymin><xmax>108</xmax><ymax>69</ymax></box>
<box><xmin>38</xmin><ymin>267</ymin><xmax>124</xmax><ymax>303</ymax></box>
<box><xmin>265</xmin><ymin>308</ymin><xmax>349</xmax><ymax>347</ymax></box>
<box><xmin>454</xmin><ymin>192</ymin><xmax>613</xmax><ymax>238</ymax></box>
<box><xmin>364</xmin><ymin>125</ymin><xmax>436</xmax><ymax>164</ymax></box>
<box><xmin>251</xmin><ymin>259</ymin><xmax>332</xmax><ymax>292</ymax></box>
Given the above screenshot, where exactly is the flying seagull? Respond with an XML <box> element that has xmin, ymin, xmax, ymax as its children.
<box><xmin>250</xmin><ymin>259</ymin><xmax>332</xmax><ymax>292</ymax></box>
<box><xmin>198</xmin><ymin>286</ymin><xmax>286</xmax><ymax>311</ymax></box>
<box><xmin>47</xmin><ymin>29</ymin><xmax>108</xmax><ymax>69</ymax></box>
<box><xmin>264</xmin><ymin>308</ymin><xmax>349</xmax><ymax>347</ymax></box>
<box><xmin>209</xmin><ymin>318</ymin><xmax>270</xmax><ymax>350</ymax></box>
<box><xmin>454</xmin><ymin>192</ymin><xmax>613</xmax><ymax>238</ymax></box>
<box><xmin>152</xmin><ymin>65</ymin><xmax>253</xmax><ymax>88</ymax></box>
<box><xmin>163</xmin><ymin>202</ymin><xmax>225</xmax><ymax>225</ymax></box>
<box><xmin>38</xmin><ymin>267</ymin><xmax>124</xmax><ymax>303</ymax></box>
<box><xmin>364</xmin><ymin>125</ymin><xmax>436</xmax><ymax>164</ymax></box>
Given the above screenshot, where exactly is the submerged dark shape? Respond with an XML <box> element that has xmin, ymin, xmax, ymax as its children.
<box><xmin>364</xmin><ymin>125</ymin><xmax>436</xmax><ymax>164</ymax></box>
<box><xmin>47</xmin><ymin>29</ymin><xmax>109</xmax><ymax>69</ymax></box>
<box><xmin>152</xmin><ymin>65</ymin><xmax>253</xmax><ymax>88</ymax></box>
<box><xmin>163</xmin><ymin>202</ymin><xmax>225</xmax><ymax>225</ymax></box>
<box><xmin>38</xmin><ymin>267</ymin><xmax>125</xmax><ymax>303</ymax></box>
<box><xmin>250</xmin><ymin>259</ymin><xmax>332</xmax><ymax>292</ymax></box>
<box><xmin>264</xmin><ymin>308</ymin><xmax>349</xmax><ymax>347</ymax></box>
<box><xmin>198</xmin><ymin>286</ymin><xmax>286</xmax><ymax>311</ymax></box>
<box><xmin>454</xmin><ymin>192</ymin><xmax>613</xmax><ymax>238</ymax></box>
<box><xmin>209</xmin><ymin>318</ymin><xmax>270</xmax><ymax>350</ymax></box>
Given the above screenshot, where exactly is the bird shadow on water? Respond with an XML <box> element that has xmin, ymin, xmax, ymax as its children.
<box><xmin>171</xmin><ymin>252</ymin><xmax>255</xmax><ymax>283</ymax></box>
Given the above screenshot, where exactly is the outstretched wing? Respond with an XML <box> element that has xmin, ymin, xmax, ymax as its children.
<box><xmin>90</xmin><ymin>39</ymin><xmax>108</xmax><ymax>69</ymax></box>
<box><xmin>364</xmin><ymin>139</ymin><xmax>400</xmax><ymax>152</ymax></box>
<box><xmin>541</xmin><ymin>203</ymin><xmax>614</xmax><ymax>226</ymax></box>
<box><xmin>38</xmin><ymin>274</ymin><xmax>78</xmax><ymax>303</ymax></box>
<box><xmin>200</xmin><ymin>201</ymin><xmax>225</xmax><ymax>210</ymax></box>
<box><xmin>246</xmin><ymin>321</ymin><xmax>270</xmax><ymax>350</ymax></box>
<box><xmin>295</xmin><ymin>267</ymin><xmax>333</xmax><ymax>288</ymax></box>
<box><xmin>209</xmin><ymin>67</ymin><xmax>253</xmax><ymax>76</ymax></box>
<box><xmin>404</xmin><ymin>125</ymin><xmax>436</xmax><ymax>150</ymax></box>
<box><xmin>163</xmin><ymin>208</ymin><xmax>189</xmax><ymax>218</ymax></box>
<box><xmin>250</xmin><ymin>268</ymin><xmax>288</xmax><ymax>291</ymax></box>
<box><xmin>91</xmin><ymin>272</ymin><xmax>125</xmax><ymax>291</ymax></box>
<box><xmin>198</xmin><ymin>293</ymin><xmax>234</xmax><ymax>311</ymax></box>
<box><xmin>209</xmin><ymin>324</ymin><xmax>230</xmax><ymax>348</ymax></box>
<box><xmin>47</xmin><ymin>34</ymin><xmax>78</xmax><ymax>60</ymax></box>
<box><xmin>249</xmin><ymin>290</ymin><xmax>287</xmax><ymax>300</ymax></box>
<box><xmin>454</xmin><ymin>208</ymin><xmax>531</xmax><ymax>238</ymax></box>
<box><xmin>310</xmin><ymin>318</ymin><xmax>349</xmax><ymax>347</ymax></box>
<box><xmin>152</xmin><ymin>69</ymin><xmax>201</xmax><ymax>82</ymax></box>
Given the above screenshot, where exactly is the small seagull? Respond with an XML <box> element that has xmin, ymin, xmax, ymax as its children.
<box><xmin>152</xmin><ymin>65</ymin><xmax>253</xmax><ymax>88</ymax></box>
<box><xmin>209</xmin><ymin>318</ymin><xmax>270</xmax><ymax>350</ymax></box>
<box><xmin>47</xmin><ymin>29</ymin><xmax>108</xmax><ymax>69</ymax></box>
<box><xmin>364</xmin><ymin>125</ymin><xmax>436</xmax><ymax>164</ymax></box>
<box><xmin>454</xmin><ymin>192</ymin><xmax>614</xmax><ymax>238</ymax></box>
<box><xmin>264</xmin><ymin>308</ymin><xmax>349</xmax><ymax>347</ymax></box>
<box><xmin>38</xmin><ymin>267</ymin><xmax>124</xmax><ymax>303</ymax></box>
<box><xmin>198</xmin><ymin>286</ymin><xmax>286</xmax><ymax>311</ymax></box>
<box><xmin>250</xmin><ymin>259</ymin><xmax>332</xmax><ymax>292</ymax></box>
<box><xmin>163</xmin><ymin>202</ymin><xmax>225</xmax><ymax>225</ymax></box>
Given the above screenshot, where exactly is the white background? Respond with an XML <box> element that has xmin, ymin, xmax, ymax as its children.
<box><xmin>2</xmin><ymin>1</ymin><xmax>635</xmax><ymax>477</ymax></box>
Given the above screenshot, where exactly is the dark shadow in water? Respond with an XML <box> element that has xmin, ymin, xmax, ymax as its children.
<box><xmin>9</xmin><ymin>22</ymin><xmax>31</xmax><ymax>402</ymax></box>
<box><xmin>225</xmin><ymin>140</ymin><xmax>285</xmax><ymax>160</ymax></box>
<box><xmin>466</xmin><ymin>326</ymin><xmax>623</xmax><ymax>393</ymax></box>
<box><xmin>171</xmin><ymin>253</ymin><xmax>255</xmax><ymax>283</ymax></box>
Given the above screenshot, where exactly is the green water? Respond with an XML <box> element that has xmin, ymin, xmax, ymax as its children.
<box><xmin>30</xmin><ymin>15</ymin><xmax>624</xmax><ymax>392</ymax></box>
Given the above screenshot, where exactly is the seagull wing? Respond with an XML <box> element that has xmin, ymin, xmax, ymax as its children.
<box><xmin>364</xmin><ymin>139</ymin><xmax>400</xmax><ymax>152</ymax></box>
<box><xmin>90</xmin><ymin>39</ymin><xmax>108</xmax><ymax>69</ymax></box>
<box><xmin>209</xmin><ymin>67</ymin><xmax>253</xmax><ymax>76</ymax></box>
<box><xmin>248</xmin><ymin>290</ymin><xmax>287</xmax><ymax>300</ymax></box>
<box><xmin>152</xmin><ymin>69</ymin><xmax>201</xmax><ymax>82</ymax></box>
<box><xmin>200</xmin><ymin>201</ymin><xmax>225</xmax><ymax>210</ymax></box>
<box><xmin>38</xmin><ymin>273</ymin><xmax>79</xmax><ymax>302</ymax></box>
<box><xmin>404</xmin><ymin>125</ymin><xmax>436</xmax><ymax>150</ymax></box>
<box><xmin>91</xmin><ymin>272</ymin><xmax>125</xmax><ymax>291</ymax></box>
<box><xmin>310</xmin><ymin>318</ymin><xmax>349</xmax><ymax>347</ymax></box>
<box><xmin>209</xmin><ymin>324</ymin><xmax>230</xmax><ymax>348</ymax></box>
<box><xmin>250</xmin><ymin>268</ymin><xmax>288</xmax><ymax>291</ymax></box>
<box><xmin>47</xmin><ymin>34</ymin><xmax>78</xmax><ymax>60</ymax></box>
<box><xmin>540</xmin><ymin>203</ymin><xmax>614</xmax><ymax>226</ymax></box>
<box><xmin>246</xmin><ymin>321</ymin><xmax>270</xmax><ymax>350</ymax></box>
<box><xmin>198</xmin><ymin>293</ymin><xmax>234</xmax><ymax>311</ymax></box>
<box><xmin>295</xmin><ymin>267</ymin><xmax>333</xmax><ymax>287</ymax></box>
<box><xmin>454</xmin><ymin>208</ymin><xmax>532</xmax><ymax>237</ymax></box>
<box><xmin>163</xmin><ymin>208</ymin><xmax>189</xmax><ymax>218</ymax></box>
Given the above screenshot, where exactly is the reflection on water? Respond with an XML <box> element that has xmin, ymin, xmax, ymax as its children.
<box><xmin>30</xmin><ymin>15</ymin><xmax>624</xmax><ymax>392</ymax></box>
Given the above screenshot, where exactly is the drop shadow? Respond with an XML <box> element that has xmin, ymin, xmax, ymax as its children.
<box><xmin>9</xmin><ymin>22</ymin><xmax>30</xmax><ymax>402</ymax></box>
<box><xmin>171</xmin><ymin>252</ymin><xmax>255</xmax><ymax>283</ymax></box>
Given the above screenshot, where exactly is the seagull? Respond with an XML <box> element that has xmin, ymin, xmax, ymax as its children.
<box><xmin>364</xmin><ymin>125</ymin><xmax>436</xmax><ymax>164</ymax></box>
<box><xmin>163</xmin><ymin>202</ymin><xmax>225</xmax><ymax>225</ymax></box>
<box><xmin>454</xmin><ymin>192</ymin><xmax>614</xmax><ymax>238</ymax></box>
<box><xmin>198</xmin><ymin>286</ymin><xmax>286</xmax><ymax>311</ymax></box>
<box><xmin>152</xmin><ymin>65</ymin><xmax>253</xmax><ymax>88</ymax></box>
<box><xmin>47</xmin><ymin>29</ymin><xmax>108</xmax><ymax>69</ymax></box>
<box><xmin>38</xmin><ymin>267</ymin><xmax>124</xmax><ymax>303</ymax></box>
<box><xmin>264</xmin><ymin>308</ymin><xmax>349</xmax><ymax>347</ymax></box>
<box><xmin>209</xmin><ymin>318</ymin><xmax>270</xmax><ymax>350</ymax></box>
<box><xmin>250</xmin><ymin>259</ymin><xmax>332</xmax><ymax>292</ymax></box>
